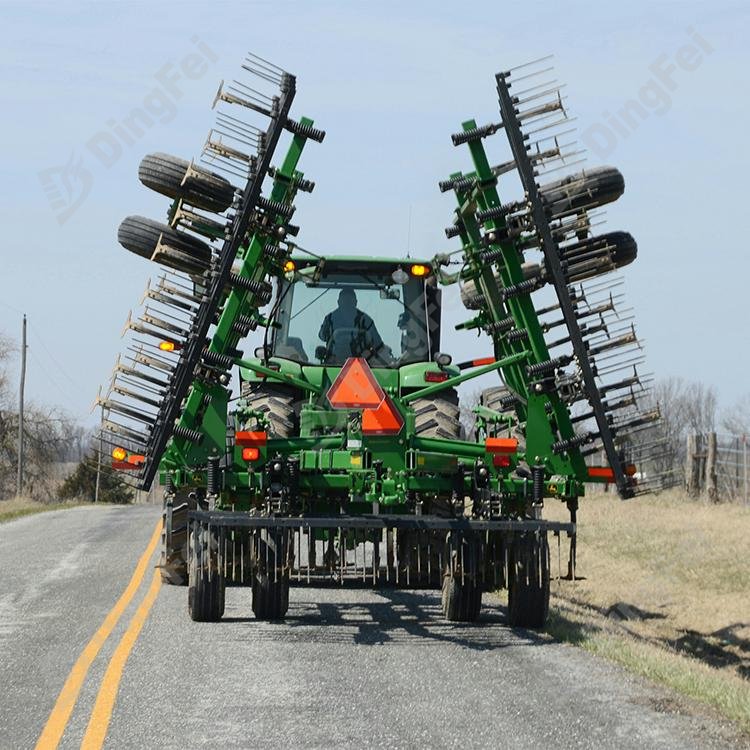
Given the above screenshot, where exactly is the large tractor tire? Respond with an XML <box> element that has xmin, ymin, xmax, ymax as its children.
<box><xmin>441</xmin><ymin>534</ymin><xmax>482</xmax><ymax>622</ymax></box>
<box><xmin>507</xmin><ymin>532</ymin><xmax>550</xmax><ymax>629</ymax></box>
<box><xmin>117</xmin><ymin>215</ymin><xmax>212</xmax><ymax>269</ymax></box>
<box><xmin>240</xmin><ymin>382</ymin><xmax>299</xmax><ymax>438</ymax></box>
<box><xmin>480</xmin><ymin>385</ymin><xmax>514</xmax><ymax>414</ymax></box>
<box><xmin>138</xmin><ymin>152</ymin><xmax>235</xmax><ymax>213</ymax></box>
<box><xmin>251</xmin><ymin>528</ymin><xmax>291</xmax><ymax>620</ymax></box>
<box><xmin>188</xmin><ymin>522</ymin><xmax>225</xmax><ymax>622</ymax></box>
<box><xmin>160</xmin><ymin>492</ymin><xmax>195</xmax><ymax>586</ymax></box>
<box><xmin>412</xmin><ymin>388</ymin><xmax>461</xmax><ymax>440</ymax></box>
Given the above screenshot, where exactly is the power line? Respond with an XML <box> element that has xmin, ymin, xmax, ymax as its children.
<box><xmin>28</xmin><ymin>324</ymin><xmax>79</xmax><ymax>388</ymax></box>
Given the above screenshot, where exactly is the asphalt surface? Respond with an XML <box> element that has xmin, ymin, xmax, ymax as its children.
<box><xmin>0</xmin><ymin>504</ymin><xmax>745</xmax><ymax>749</ymax></box>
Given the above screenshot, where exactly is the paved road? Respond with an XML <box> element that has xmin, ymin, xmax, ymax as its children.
<box><xmin>0</xmin><ymin>505</ymin><xmax>744</xmax><ymax>749</ymax></box>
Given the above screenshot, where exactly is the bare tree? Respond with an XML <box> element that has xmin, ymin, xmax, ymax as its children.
<box><xmin>628</xmin><ymin>377</ymin><xmax>717</xmax><ymax>488</ymax></box>
<box><xmin>721</xmin><ymin>393</ymin><xmax>750</xmax><ymax>435</ymax></box>
<box><xmin>0</xmin><ymin>331</ymin><xmax>82</xmax><ymax>501</ymax></box>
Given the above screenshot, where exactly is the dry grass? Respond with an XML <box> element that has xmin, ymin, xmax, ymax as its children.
<box><xmin>0</xmin><ymin>496</ymin><xmax>87</xmax><ymax>524</ymax></box>
<box><xmin>542</xmin><ymin>489</ymin><xmax>750</xmax><ymax>732</ymax></box>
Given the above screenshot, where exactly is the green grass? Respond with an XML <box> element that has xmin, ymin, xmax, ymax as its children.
<box><xmin>546</xmin><ymin>600</ymin><xmax>750</xmax><ymax>734</ymax></box>
<box><xmin>0</xmin><ymin>498</ymin><xmax>89</xmax><ymax>524</ymax></box>
<box><xmin>543</xmin><ymin>490</ymin><xmax>750</xmax><ymax>735</ymax></box>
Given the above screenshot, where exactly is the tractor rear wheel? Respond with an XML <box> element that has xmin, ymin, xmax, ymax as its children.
<box><xmin>413</xmin><ymin>388</ymin><xmax>461</xmax><ymax>440</ymax></box>
<box><xmin>480</xmin><ymin>385</ymin><xmax>515</xmax><ymax>414</ymax></box>
<box><xmin>188</xmin><ymin>523</ymin><xmax>225</xmax><ymax>622</ymax></box>
<box><xmin>240</xmin><ymin>382</ymin><xmax>299</xmax><ymax>438</ymax></box>
<box><xmin>251</xmin><ymin>529</ymin><xmax>291</xmax><ymax>620</ymax></box>
<box><xmin>507</xmin><ymin>532</ymin><xmax>550</xmax><ymax>629</ymax></box>
<box><xmin>441</xmin><ymin>535</ymin><xmax>482</xmax><ymax>622</ymax></box>
<box><xmin>160</xmin><ymin>492</ymin><xmax>194</xmax><ymax>586</ymax></box>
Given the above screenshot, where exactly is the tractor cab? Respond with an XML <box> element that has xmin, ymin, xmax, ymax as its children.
<box><xmin>269</xmin><ymin>257</ymin><xmax>441</xmax><ymax>368</ymax></box>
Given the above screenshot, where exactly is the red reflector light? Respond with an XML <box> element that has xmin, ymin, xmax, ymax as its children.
<box><xmin>112</xmin><ymin>461</ymin><xmax>140</xmax><ymax>471</ymax></box>
<box><xmin>127</xmin><ymin>454</ymin><xmax>145</xmax><ymax>466</ymax></box>
<box><xmin>492</xmin><ymin>454</ymin><xmax>511</xmax><ymax>468</ymax></box>
<box><xmin>242</xmin><ymin>447</ymin><xmax>260</xmax><ymax>461</ymax></box>
<box><xmin>485</xmin><ymin>437</ymin><xmax>518</xmax><ymax>454</ymax></box>
<box><xmin>472</xmin><ymin>357</ymin><xmax>495</xmax><ymax>367</ymax></box>
<box><xmin>424</xmin><ymin>371</ymin><xmax>449</xmax><ymax>383</ymax></box>
<box><xmin>236</xmin><ymin>431</ymin><xmax>267</xmax><ymax>447</ymax></box>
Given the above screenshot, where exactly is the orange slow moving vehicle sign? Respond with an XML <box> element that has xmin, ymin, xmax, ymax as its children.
<box><xmin>327</xmin><ymin>357</ymin><xmax>385</xmax><ymax>409</ymax></box>
<box><xmin>361</xmin><ymin>395</ymin><xmax>404</xmax><ymax>436</ymax></box>
<box><xmin>326</xmin><ymin>357</ymin><xmax>403</xmax><ymax>435</ymax></box>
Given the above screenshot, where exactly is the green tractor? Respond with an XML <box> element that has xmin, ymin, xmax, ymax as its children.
<box><xmin>98</xmin><ymin>53</ymin><xmax>658</xmax><ymax>627</ymax></box>
<box><xmin>240</xmin><ymin>256</ymin><xmax>461</xmax><ymax>441</ymax></box>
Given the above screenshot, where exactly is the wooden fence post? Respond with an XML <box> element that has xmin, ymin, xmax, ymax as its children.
<box><xmin>686</xmin><ymin>433</ymin><xmax>699</xmax><ymax>497</ymax></box>
<box><xmin>705</xmin><ymin>432</ymin><xmax>718</xmax><ymax>503</ymax></box>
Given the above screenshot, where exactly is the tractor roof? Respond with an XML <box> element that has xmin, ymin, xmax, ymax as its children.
<box><xmin>290</xmin><ymin>254</ymin><xmax>432</xmax><ymax>268</ymax></box>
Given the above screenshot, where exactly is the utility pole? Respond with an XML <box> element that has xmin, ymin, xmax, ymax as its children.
<box><xmin>16</xmin><ymin>314</ymin><xmax>27</xmax><ymax>497</ymax></box>
<box><xmin>94</xmin><ymin>409</ymin><xmax>103</xmax><ymax>503</ymax></box>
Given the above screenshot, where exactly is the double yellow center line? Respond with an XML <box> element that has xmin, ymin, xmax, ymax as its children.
<box><xmin>35</xmin><ymin>518</ymin><xmax>164</xmax><ymax>750</ymax></box>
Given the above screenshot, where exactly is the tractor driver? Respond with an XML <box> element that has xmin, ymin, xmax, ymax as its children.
<box><xmin>318</xmin><ymin>288</ymin><xmax>385</xmax><ymax>363</ymax></box>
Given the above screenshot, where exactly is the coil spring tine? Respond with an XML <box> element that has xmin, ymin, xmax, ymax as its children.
<box><xmin>339</xmin><ymin>528</ymin><xmax>343</xmax><ymax>585</ymax></box>
<box><xmin>417</xmin><ymin>531</ymin><xmax>422</xmax><ymax>585</ymax></box>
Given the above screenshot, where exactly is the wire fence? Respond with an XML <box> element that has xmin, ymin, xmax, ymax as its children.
<box><xmin>686</xmin><ymin>432</ymin><xmax>749</xmax><ymax>504</ymax></box>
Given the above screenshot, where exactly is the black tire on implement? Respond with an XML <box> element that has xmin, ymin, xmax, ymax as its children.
<box><xmin>117</xmin><ymin>215</ymin><xmax>212</xmax><ymax>265</ymax></box>
<box><xmin>507</xmin><ymin>532</ymin><xmax>550</xmax><ymax>629</ymax></box>
<box><xmin>251</xmin><ymin>529</ymin><xmax>291</xmax><ymax>620</ymax></box>
<box><xmin>441</xmin><ymin>536</ymin><xmax>482</xmax><ymax>622</ymax></box>
<box><xmin>413</xmin><ymin>388</ymin><xmax>461</xmax><ymax>440</ymax></box>
<box><xmin>240</xmin><ymin>382</ymin><xmax>299</xmax><ymax>438</ymax></box>
<box><xmin>188</xmin><ymin>523</ymin><xmax>225</xmax><ymax>622</ymax></box>
<box><xmin>539</xmin><ymin>165</ymin><xmax>625</xmax><ymax>216</ymax></box>
<box><xmin>160</xmin><ymin>492</ymin><xmax>195</xmax><ymax>586</ymax></box>
<box><xmin>138</xmin><ymin>152</ymin><xmax>235</xmax><ymax>213</ymax></box>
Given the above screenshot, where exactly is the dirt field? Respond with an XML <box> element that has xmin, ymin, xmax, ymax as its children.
<box><xmin>539</xmin><ymin>490</ymin><xmax>750</xmax><ymax>732</ymax></box>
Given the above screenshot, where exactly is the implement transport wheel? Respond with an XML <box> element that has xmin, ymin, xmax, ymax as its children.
<box><xmin>507</xmin><ymin>532</ymin><xmax>550</xmax><ymax>629</ymax></box>
<box><xmin>138</xmin><ymin>152</ymin><xmax>235</xmax><ymax>213</ymax></box>
<box><xmin>252</xmin><ymin>528</ymin><xmax>291</xmax><ymax>621</ymax></box>
<box><xmin>160</xmin><ymin>492</ymin><xmax>195</xmax><ymax>586</ymax></box>
<box><xmin>188</xmin><ymin>522</ymin><xmax>225</xmax><ymax>622</ymax></box>
<box><xmin>441</xmin><ymin>534</ymin><xmax>482</xmax><ymax>622</ymax></box>
<box><xmin>117</xmin><ymin>215</ymin><xmax>213</xmax><ymax>267</ymax></box>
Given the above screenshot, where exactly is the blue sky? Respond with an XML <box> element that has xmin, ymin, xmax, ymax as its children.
<box><xmin>0</xmin><ymin>0</ymin><xmax>747</xmax><ymax>426</ymax></box>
